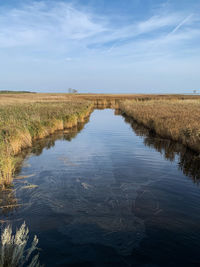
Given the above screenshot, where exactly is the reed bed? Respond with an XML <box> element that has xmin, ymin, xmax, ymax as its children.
<box><xmin>1</xmin><ymin>92</ymin><xmax>200</xmax><ymax>188</ymax></box>
<box><xmin>0</xmin><ymin>99</ymin><xmax>93</xmax><ymax>188</ymax></box>
<box><xmin>119</xmin><ymin>99</ymin><xmax>200</xmax><ymax>153</ymax></box>
<box><xmin>0</xmin><ymin>222</ymin><xmax>42</xmax><ymax>266</ymax></box>
<box><xmin>1</xmin><ymin>93</ymin><xmax>200</xmax><ymax>106</ymax></box>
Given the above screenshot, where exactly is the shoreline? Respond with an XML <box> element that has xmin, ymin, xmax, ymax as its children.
<box><xmin>0</xmin><ymin>101</ymin><xmax>94</xmax><ymax>188</ymax></box>
<box><xmin>118</xmin><ymin>99</ymin><xmax>200</xmax><ymax>154</ymax></box>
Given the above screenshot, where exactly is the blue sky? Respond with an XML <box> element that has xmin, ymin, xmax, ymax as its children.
<box><xmin>0</xmin><ymin>0</ymin><xmax>200</xmax><ymax>93</ymax></box>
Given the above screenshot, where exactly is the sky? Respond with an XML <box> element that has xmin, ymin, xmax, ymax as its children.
<box><xmin>0</xmin><ymin>0</ymin><xmax>200</xmax><ymax>93</ymax></box>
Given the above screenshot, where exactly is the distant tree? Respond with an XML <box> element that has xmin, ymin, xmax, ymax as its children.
<box><xmin>68</xmin><ymin>88</ymin><xmax>78</xmax><ymax>94</ymax></box>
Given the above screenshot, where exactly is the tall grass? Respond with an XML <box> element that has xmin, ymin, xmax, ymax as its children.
<box><xmin>0</xmin><ymin>100</ymin><xmax>93</xmax><ymax>188</ymax></box>
<box><xmin>0</xmin><ymin>222</ymin><xmax>42</xmax><ymax>267</ymax></box>
<box><xmin>119</xmin><ymin>99</ymin><xmax>200</xmax><ymax>152</ymax></box>
<box><xmin>1</xmin><ymin>93</ymin><xmax>200</xmax><ymax>188</ymax></box>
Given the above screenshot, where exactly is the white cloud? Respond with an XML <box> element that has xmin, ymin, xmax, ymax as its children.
<box><xmin>1</xmin><ymin>1</ymin><xmax>199</xmax><ymax>53</ymax></box>
<box><xmin>0</xmin><ymin>0</ymin><xmax>200</xmax><ymax>94</ymax></box>
<box><xmin>137</xmin><ymin>14</ymin><xmax>181</xmax><ymax>33</ymax></box>
<box><xmin>0</xmin><ymin>1</ymin><xmax>106</xmax><ymax>48</ymax></box>
<box><xmin>170</xmin><ymin>14</ymin><xmax>194</xmax><ymax>34</ymax></box>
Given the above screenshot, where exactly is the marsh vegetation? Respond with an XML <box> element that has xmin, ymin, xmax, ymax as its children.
<box><xmin>0</xmin><ymin>222</ymin><xmax>41</xmax><ymax>267</ymax></box>
<box><xmin>1</xmin><ymin>93</ymin><xmax>200</xmax><ymax>189</ymax></box>
<box><xmin>0</xmin><ymin>107</ymin><xmax>200</xmax><ymax>266</ymax></box>
<box><xmin>0</xmin><ymin>96</ymin><xmax>93</xmax><ymax>188</ymax></box>
<box><xmin>119</xmin><ymin>99</ymin><xmax>200</xmax><ymax>153</ymax></box>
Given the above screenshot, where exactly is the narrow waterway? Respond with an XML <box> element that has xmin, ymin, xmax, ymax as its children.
<box><xmin>1</xmin><ymin>109</ymin><xmax>200</xmax><ymax>266</ymax></box>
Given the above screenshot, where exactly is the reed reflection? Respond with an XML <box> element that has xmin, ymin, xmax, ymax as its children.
<box><xmin>120</xmin><ymin>112</ymin><xmax>200</xmax><ymax>183</ymax></box>
<box><xmin>0</xmin><ymin>118</ymin><xmax>90</xmax><ymax>216</ymax></box>
<box><xmin>15</xmin><ymin>118</ymin><xmax>89</xmax><ymax>173</ymax></box>
<box><xmin>0</xmin><ymin>189</ymin><xmax>18</xmax><ymax>216</ymax></box>
<box><xmin>31</xmin><ymin>117</ymin><xmax>90</xmax><ymax>156</ymax></box>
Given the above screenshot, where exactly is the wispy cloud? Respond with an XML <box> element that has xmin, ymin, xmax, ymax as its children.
<box><xmin>0</xmin><ymin>1</ymin><xmax>199</xmax><ymax>54</ymax></box>
<box><xmin>0</xmin><ymin>0</ymin><xmax>200</xmax><ymax>93</ymax></box>
<box><xmin>0</xmin><ymin>1</ymin><xmax>106</xmax><ymax>48</ymax></box>
<box><xmin>170</xmin><ymin>14</ymin><xmax>194</xmax><ymax>34</ymax></box>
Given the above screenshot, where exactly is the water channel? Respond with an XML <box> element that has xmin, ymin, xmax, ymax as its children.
<box><xmin>1</xmin><ymin>109</ymin><xmax>200</xmax><ymax>266</ymax></box>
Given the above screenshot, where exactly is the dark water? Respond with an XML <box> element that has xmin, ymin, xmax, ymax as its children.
<box><xmin>1</xmin><ymin>109</ymin><xmax>200</xmax><ymax>267</ymax></box>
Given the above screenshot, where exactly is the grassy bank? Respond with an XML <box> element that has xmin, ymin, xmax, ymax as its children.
<box><xmin>119</xmin><ymin>99</ymin><xmax>200</xmax><ymax>153</ymax></box>
<box><xmin>0</xmin><ymin>99</ymin><xmax>93</xmax><ymax>188</ymax></box>
<box><xmin>1</xmin><ymin>93</ymin><xmax>200</xmax><ymax>188</ymax></box>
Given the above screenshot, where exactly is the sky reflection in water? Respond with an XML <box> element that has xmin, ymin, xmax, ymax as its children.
<box><xmin>1</xmin><ymin>109</ymin><xmax>200</xmax><ymax>267</ymax></box>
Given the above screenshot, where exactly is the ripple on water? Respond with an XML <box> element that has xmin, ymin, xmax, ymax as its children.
<box><xmin>1</xmin><ymin>109</ymin><xmax>200</xmax><ymax>266</ymax></box>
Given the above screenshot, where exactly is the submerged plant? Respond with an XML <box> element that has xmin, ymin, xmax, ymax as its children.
<box><xmin>0</xmin><ymin>222</ymin><xmax>42</xmax><ymax>267</ymax></box>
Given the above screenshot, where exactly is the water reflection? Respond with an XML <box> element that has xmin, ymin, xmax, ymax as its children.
<box><xmin>120</xmin><ymin>112</ymin><xmax>200</xmax><ymax>183</ymax></box>
<box><xmin>0</xmin><ymin>189</ymin><xmax>18</xmax><ymax>216</ymax></box>
<box><xmin>0</xmin><ymin>118</ymin><xmax>90</xmax><ymax>217</ymax></box>
<box><xmin>31</xmin><ymin>118</ymin><xmax>89</xmax><ymax>155</ymax></box>
<box><xmin>2</xmin><ymin>110</ymin><xmax>199</xmax><ymax>220</ymax></box>
<box><xmin>15</xmin><ymin>117</ymin><xmax>90</xmax><ymax>173</ymax></box>
<box><xmin>2</xmin><ymin>110</ymin><xmax>199</xmax><ymax>218</ymax></box>
<box><xmin>1</xmin><ymin>109</ymin><xmax>200</xmax><ymax>266</ymax></box>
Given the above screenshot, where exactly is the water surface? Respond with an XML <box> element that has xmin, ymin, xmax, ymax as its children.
<box><xmin>1</xmin><ymin>109</ymin><xmax>200</xmax><ymax>267</ymax></box>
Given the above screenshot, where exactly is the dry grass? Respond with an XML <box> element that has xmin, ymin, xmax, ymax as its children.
<box><xmin>1</xmin><ymin>92</ymin><xmax>200</xmax><ymax>187</ymax></box>
<box><xmin>0</xmin><ymin>93</ymin><xmax>200</xmax><ymax>106</ymax></box>
<box><xmin>0</xmin><ymin>95</ymin><xmax>93</xmax><ymax>188</ymax></box>
<box><xmin>0</xmin><ymin>222</ymin><xmax>42</xmax><ymax>266</ymax></box>
<box><xmin>119</xmin><ymin>99</ymin><xmax>200</xmax><ymax>152</ymax></box>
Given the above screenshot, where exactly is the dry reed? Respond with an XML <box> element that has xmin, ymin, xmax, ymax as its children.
<box><xmin>1</xmin><ymin>93</ymin><xmax>200</xmax><ymax>187</ymax></box>
<box><xmin>0</xmin><ymin>98</ymin><xmax>93</xmax><ymax>187</ymax></box>
<box><xmin>119</xmin><ymin>99</ymin><xmax>200</xmax><ymax>152</ymax></box>
<box><xmin>0</xmin><ymin>222</ymin><xmax>42</xmax><ymax>267</ymax></box>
